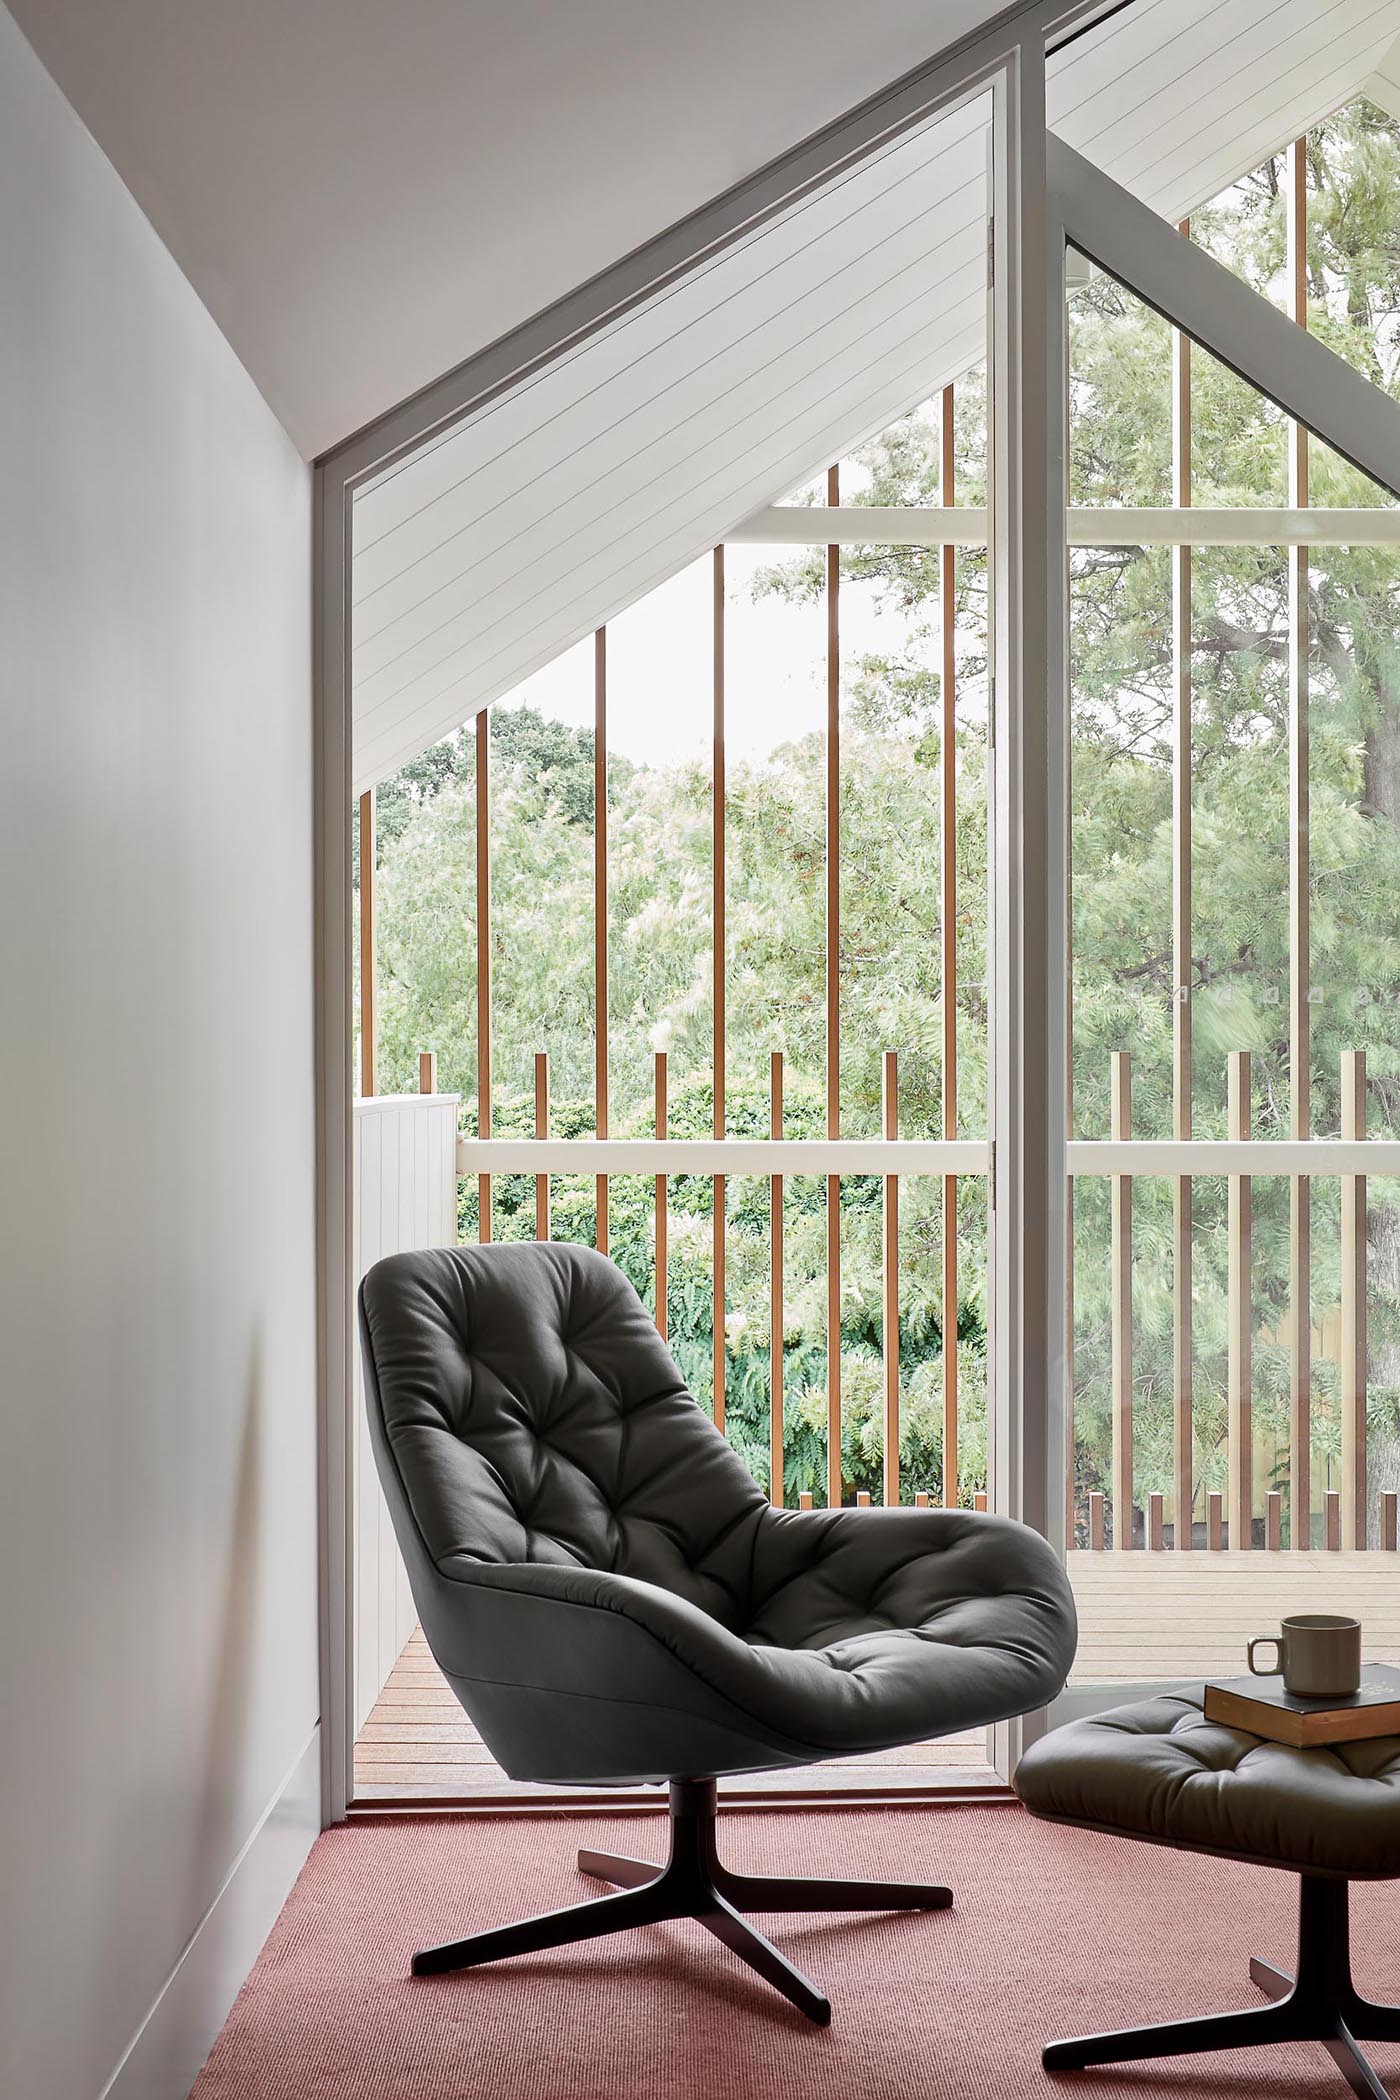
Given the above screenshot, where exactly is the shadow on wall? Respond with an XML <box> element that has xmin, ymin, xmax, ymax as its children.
<box><xmin>186</xmin><ymin>1340</ymin><xmax>264</xmax><ymax>1936</ymax></box>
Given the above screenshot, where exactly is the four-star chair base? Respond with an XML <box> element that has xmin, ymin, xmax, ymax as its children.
<box><xmin>411</xmin><ymin>1776</ymin><xmax>954</xmax><ymax>2025</ymax></box>
<box><xmin>1044</xmin><ymin>1875</ymin><xmax>1400</xmax><ymax>2100</ymax></box>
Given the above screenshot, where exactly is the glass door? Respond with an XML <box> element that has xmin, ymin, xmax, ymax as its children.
<box><xmin>1052</xmin><ymin>103</ymin><xmax>1400</xmax><ymax>1724</ymax></box>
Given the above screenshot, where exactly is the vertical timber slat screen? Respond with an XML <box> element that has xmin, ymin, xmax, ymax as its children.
<box><xmin>475</xmin><ymin>708</ymin><xmax>492</xmax><ymax>1242</ymax></box>
<box><xmin>1065</xmin><ymin>109</ymin><xmax>1400</xmax><ymax>1559</ymax></box>
<box><xmin>1341</xmin><ymin>1051</ymin><xmax>1367</xmax><ymax>1549</ymax></box>
<box><xmin>366</xmin><ymin>382</ymin><xmax>994</xmax><ymax>1516</ymax></box>
<box><xmin>534</xmin><ymin>1053</ymin><xmax>550</xmax><ymax>1240</ymax></box>
<box><xmin>358</xmin><ymin>790</ymin><xmax>377</xmax><ymax>1099</ymax></box>
<box><xmin>595</xmin><ymin>628</ymin><xmax>610</xmax><ymax>1258</ymax></box>
<box><xmin>1110</xmin><ymin>1053</ymin><xmax>1132</xmax><ymax>1550</ymax></box>
<box><xmin>713</xmin><ymin>549</ymin><xmax>726</xmax><ymax>1438</ymax></box>
<box><xmin>883</xmin><ymin>1050</ymin><xmax>900</xmax><ymax>1510</ymax></box>
<box><xmin>655</xmin><ymin>1051</ymin><xmax>668</xmax><ymax>1342</ymax></box>
<box><xmin>355</xmin><ymin>168</ymin><xmax>1400</xmax><ymax>1555</ymax></box>
<box><xmin>770</xmin><ymin>1051</ymin><xmax>784</xmax><ymax>1508</ymax></box>
<box><xmin>1227</xmin><ymin>1051</ymin><xmax>1253</xmax><ymax>1554</ymax></box>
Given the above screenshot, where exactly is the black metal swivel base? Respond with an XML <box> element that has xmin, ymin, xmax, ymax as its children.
<box><xmin>411</xmin><ymin>1776</ymin><xmax>953</xmax><ymax>2025</ymax></box>
<box><xmin>1044</xmin><ymin>1874</ymin><xmax>1400</xmax><ymax>2099</ymax></box>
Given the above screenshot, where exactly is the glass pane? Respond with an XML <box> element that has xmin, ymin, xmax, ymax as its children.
<box><xmin>721</xmin><ymin>538</ymin><xmax>825</xmax><ymax>1120</ymax></box>
<box><xmin>1308</xmin><ymin>545</ymin><xmax>1400</xmax><ymax>1137</ymax></box>
<box><xmin>1189</xmin><ymin>540</ymin><xmax>1289</xmax><ymax>1137</ymax></box>
<box><xmin>1069</xmin><ymin>541</ymin><xmax>1173</xmax><ymax>1140</ymax></box>
<box><xmin>1068</xmin><ymin>277</ymin><xmax>1171</xmax><ymax>508</ymax></box>
<box><xmin>604</xmin><ymin>555</ymin><xmax>713</xmax><ymax>1131</ymax></box>
<box><xmin>1067</xmin><ymin>108</ymin><xmax>1400</xmax><ymax>1694</ymax></box>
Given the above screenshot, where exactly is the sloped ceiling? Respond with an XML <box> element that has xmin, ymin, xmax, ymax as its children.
<box><xmin>13</xmin><ymin>0</ymin><xmax>1400</xmax><ymax>787</ymax></box>
<box><xmin>349</xmin><ymin>0</ymin><xmax>1400</xmax><ymax>790</ymax></box>
<box><xmin>4</xmin><ymin>0</ymin><xmax>1012</xmax><ymax>459</ymax></box>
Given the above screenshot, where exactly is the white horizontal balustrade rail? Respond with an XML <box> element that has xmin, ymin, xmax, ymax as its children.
<box><xmin>456</xmin><ymin>1137</ymin><xmax>1400</xmax><ymax>1177</ymax></box>
<box><xmin>731</xmin><ymin>505</ymin><xmax>1400</xmax><ymax>546</ymax></box>
<box><xmin>1068</xmin><ymin>1140</ymin><xmax>1400</xmax><ymax>1175</ymax></box>
<box><xmin>458</xmin><ymin>1138</ymin><xmax>988</xmax><ymax>1176</ymax></box>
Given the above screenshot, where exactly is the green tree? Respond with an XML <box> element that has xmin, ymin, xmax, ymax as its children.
<box><xmin>361</xmin><ymin>97</ymin><xmax>1400</xmax><ymax>1536</ymax></box>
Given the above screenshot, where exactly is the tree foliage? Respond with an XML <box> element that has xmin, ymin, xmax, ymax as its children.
<box><xmin>363</xmin><ymin>100</ymin><xmax>1400</xmax><ymax>1534</ymax></box>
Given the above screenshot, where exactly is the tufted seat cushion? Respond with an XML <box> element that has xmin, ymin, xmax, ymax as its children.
<box><xmin>1015</xmin><ymin>1690</ymin><xmax>1400</xmax><ymax>1881</ymax></box>
<box><xmin>360</xmin><ymin>1240</ymin><xmax>1077</xmax><ymax>1785</ymax></box>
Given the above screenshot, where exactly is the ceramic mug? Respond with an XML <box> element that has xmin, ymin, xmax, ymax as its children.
<box><xmin>1247</xmin><ymin>1614</ymin><xmax>1361</xmax><ymax>1698</ymax></box>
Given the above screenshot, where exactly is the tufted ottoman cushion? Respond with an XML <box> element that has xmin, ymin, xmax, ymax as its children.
<box><xmin>1016</xmin><ymin>1689</ymin><xmax>1400</xmax><ymax>1880</ymax></box>
<box><xmin>1015</xmin><ymin>1690</ymin><xmax>1400</xmax><ymax>2089</ymax></box>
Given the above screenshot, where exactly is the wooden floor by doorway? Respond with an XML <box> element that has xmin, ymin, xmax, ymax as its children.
<box><xmin>352</xmin><ymin>1550</ymin><xmax>1400</xmax><ymax>1809</ymax></box>
<box><xmin>352</xmin><ymin>1629</ymin><xmax>998</xmax><ymax>1804</ymax></box>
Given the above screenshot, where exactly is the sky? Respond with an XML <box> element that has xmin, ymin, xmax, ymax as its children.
<box><xmin>494</xmin><ymin>538</ymin><xmax>928</xmax><ymax>768</ymax></box>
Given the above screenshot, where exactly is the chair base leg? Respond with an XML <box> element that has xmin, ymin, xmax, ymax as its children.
<box><xmin>1044</xmin><ymin>1874</ymin><xmax>1398</xmax><ymax>2099</ymax></box>
<box><xmin>413</xmin><ymin>1777</ymin><xmax>951</xmax><ymax>2025</ymax></box>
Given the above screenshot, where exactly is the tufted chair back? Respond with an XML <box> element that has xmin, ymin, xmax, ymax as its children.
<box><xmin>361</xmin><ymin>1237</ymin><xmax>1077</xmax><ymax>1788</ymax></box>
<box><xmin>360</xmin><ymin>1239</ymin><xmax>773</xmax><ymax>1630</ymax></box>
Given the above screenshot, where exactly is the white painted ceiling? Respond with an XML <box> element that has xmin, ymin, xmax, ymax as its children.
<box><xmin>16</xmin><ymin>0</ymin><xmax>1400</xmax><ymax>789</ymax></box>
<box><xmin>5</xmin><ymin>0</ymin><xmax>1013</xmax><ymax>458</ymax></box>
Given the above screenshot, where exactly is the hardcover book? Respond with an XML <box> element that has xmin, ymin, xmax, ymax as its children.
<box><xmin>1203</xmin><ymin>1663</ymin><xmax>1400</xmax><ymax>1747</ymax></box>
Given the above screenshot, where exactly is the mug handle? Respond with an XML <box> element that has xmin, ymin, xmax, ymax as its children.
<box><xmin>1248</xmin><ymin>1636</ymin><xmax>1284</xmax><ymax>1676</ymax></box>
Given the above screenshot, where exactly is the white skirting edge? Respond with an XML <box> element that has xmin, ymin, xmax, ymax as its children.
<box><xmin>99</xmin><ymin>1724</ymin><xmax>321</xmax><ymax>2100</ymax></box>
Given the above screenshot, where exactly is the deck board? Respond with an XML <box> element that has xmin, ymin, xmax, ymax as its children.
<box><xmin>352</xmin><ymin>1630</ymin><xmax>997</xmax><ymax>1803</ymax></box>
<box><xmin>353</xmin><ymin>1550</ymin><xmax>1400</xmax><ymax>1804</ymax></box>
<box><xmin>1068</xmin><ymin>1547</ymin><xmax>1400</xmax><ymax>1679</ymax></box>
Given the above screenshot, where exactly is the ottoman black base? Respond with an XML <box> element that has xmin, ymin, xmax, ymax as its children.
<box><xmin>1046</xmin><ymin>1874</ymin><xmax>1400</xmax><ymax>2099</ymax></box>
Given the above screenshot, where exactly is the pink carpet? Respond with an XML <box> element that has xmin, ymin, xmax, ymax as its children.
<box><xmin>191</xmin><ymin>1803</ymin><xmax>1400</xmax><ymax>2098</ymax></box>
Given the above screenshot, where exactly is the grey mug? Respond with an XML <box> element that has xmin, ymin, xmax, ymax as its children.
<box><xmin>1247</xmin><ymin>1614</ymin><xmax>1361</xmax><ymax>1698</ymax></box>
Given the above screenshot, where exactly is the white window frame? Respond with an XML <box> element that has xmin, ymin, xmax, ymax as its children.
<box><xmin>315</xmin><ymin>0</ymin><xmax>1400</xmax><ymax>1816</ymax></box>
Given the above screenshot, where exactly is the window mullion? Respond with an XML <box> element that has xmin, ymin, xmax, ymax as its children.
<box><xmin>825</xmin><ymin>467</ymin><xmax>842</xmax><ymax>1508</ymax></box>
<box><xmin>989</xmin><ymin>37</ymin><xmax>1069</xmax><ymax>1597</ymax></box>
<box><xmin>1171</xmin><ymin>228</ymin><xmax>1194</xmax><ymax>1557</ymax></box>
<box><xmin>1287</xmin><ymin>135</ymin><xmax>1312</xmax><ymax>1552</ymax></box>
<box><xmin>713</xmin><ymin>547</ymin><xmax>726</xmax><ymax>1435</ymax></box>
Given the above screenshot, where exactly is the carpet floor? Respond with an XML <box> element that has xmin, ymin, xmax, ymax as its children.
<box><xmin>191</xmin><ymin>1803</ymin><xmax>1400</xmax><ymax>2098</ymax></box>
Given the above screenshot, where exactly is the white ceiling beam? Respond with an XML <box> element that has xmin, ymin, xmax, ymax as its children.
<box><xmin>1047</xmin><ymin>131</ymin><xmax>1400</xmax><ymax>502</ymax></box>
<box><xmin>1363</xmin><ymin>31</ymin><xmax>1400</xmax><ymax>122</ymax></box>
<box><xmin>732</xmin><ymin>503</ymin><xmax>989</xmax><ymax>542</ymax></box>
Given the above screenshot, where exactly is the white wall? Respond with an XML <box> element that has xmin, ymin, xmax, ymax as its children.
<box><xmin>0</xmin><ymin>9</ymin><xmax>318</xmax><ymax>2098</ymax></box>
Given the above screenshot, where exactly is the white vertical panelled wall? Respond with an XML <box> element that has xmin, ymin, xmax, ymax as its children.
<box><xmin>353</xmin><ymin>1094</ymin><xmax>461</xmax><ymax>1732</ymax></box>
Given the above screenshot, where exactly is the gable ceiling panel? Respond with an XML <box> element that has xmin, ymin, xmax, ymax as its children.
<box><xmin>1061</xmin><ymin>0</ymin><xmax>1400</xmax><ymax>219</ymax></box>
<box><xmin>351</xmin><ymin>96</ymin><xmax>990</xmax><ymax>789</ymax></box>
<box><xmin>351</xmin><ymin>0</ymin><xmax>1400</xmax><ymax>790</ymax></box>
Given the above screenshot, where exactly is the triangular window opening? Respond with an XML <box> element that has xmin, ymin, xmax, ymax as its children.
<box><xmin>349</xmin><ymin>88</ymin><xmax>1400</xmax><ymax>1802</ymax></box>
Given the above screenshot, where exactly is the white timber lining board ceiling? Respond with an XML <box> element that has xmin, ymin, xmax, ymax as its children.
<box><xmin>351</xmin><ymin>94</ymin><xmax>988</xmax><ymax>788</ymax></box>
<box><xmin>352</xmin><ymin>0</ymin><xmax>1400</xmax><ymax>793</ymax></box>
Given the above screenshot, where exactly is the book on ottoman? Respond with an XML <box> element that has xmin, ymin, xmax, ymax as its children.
<box><xmin>1204</xmin><ymin>1663</ymin><xmax>1400</xmax><ymax>1747</ymax></box>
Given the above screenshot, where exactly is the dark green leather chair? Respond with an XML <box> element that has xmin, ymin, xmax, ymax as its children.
<box><xmin>361</xmin><ymin>1239</ymin><xmax>1077</xmax><ymax>2024</ymax></box>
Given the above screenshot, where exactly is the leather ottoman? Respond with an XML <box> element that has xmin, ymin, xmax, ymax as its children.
<box><xmin>1015</xmin><ymin>1690</ymin><xmax>1400</xmax><ymax>2097</ymax></box>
